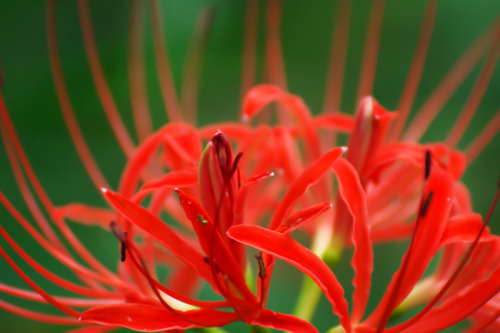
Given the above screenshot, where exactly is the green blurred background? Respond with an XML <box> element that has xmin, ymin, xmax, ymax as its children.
<box><xmin>0</xmin><ymin>0</ymin><xmax>499</xmax><ymax>332</ymax></box>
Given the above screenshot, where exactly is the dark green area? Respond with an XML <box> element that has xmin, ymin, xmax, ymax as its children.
<box><xmin>0</xmin><ymin>0</ymin><xmax>499</xmax><ymax>332</ymax></box>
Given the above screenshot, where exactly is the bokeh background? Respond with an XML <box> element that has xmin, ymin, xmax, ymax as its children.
<box><xmin>1</xmin><ymin>0</ymin><xmax>500</xmax><ymax>332</ymax></box>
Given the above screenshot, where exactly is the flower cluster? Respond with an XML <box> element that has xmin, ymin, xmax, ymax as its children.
<box><xmin>0</xmin><ymin>1</ymin><xmax>500</xmax><ymax>332</ymax></box>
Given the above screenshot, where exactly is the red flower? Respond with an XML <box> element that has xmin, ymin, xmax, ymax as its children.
<box><xmin>228</xmin><ymin>152</ymin><xmax>500</xmax><ymax>332</ymax></box>
<box><xmin>0</xmin><ymin>0</ymin><xmax>499</xmax><ymax>332</ymax></box>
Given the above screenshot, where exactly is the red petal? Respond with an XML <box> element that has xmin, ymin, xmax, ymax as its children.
<box><xmin>399</xmin><ymin>258</ymin><xmax>500</xmax><ymax>332</ymax></box>
<box><xmin>102</xmin><ymin>189</ymin><xmax>216</xmax><ymax>289</ymax></box>
<box><xmin>268</xmin><ymin>147</ymin><xmax>346</xmax><ymax>230</ymax></box>
<box><xmin>198</xmin><ymin>122</ymin><xmax>252</xmax><ymax>142</ymax></box>
<box><xmin>364</xmin><ymin>167</ymin><xmax>454</xmax><ymax>326</ymax></box>
<box><xmin>66</xmin><ymin>326</ymin><xmax>116</xmax><ymax>333</ymax></box>
<box><xmin>439</xmin><ymin>213</ymin><xmax>493</xmax><ymax>247</ymax></box>
<box><xmin>227</xmin><ymin>225</ymin><xmax>352</xmax><ymax>332</ymax></box>
<box><xmin>333</xmin><ymin>158</ymin><xmax>373</xmax><ymax>323</ymax></box>
<box><xmin>242</xmin><ymin>85</ymin><xmax>322</xmax><ymax>164</ymax></box>
<box><xmin>132</xmin><ymin>170</ymin><xmax>198</xmax><ymax>202</ymax></box>
<box><xmin>252</xmin><ymin>309</ymin><xmax>319</xmax><ymax>333</ymax></box>
<box><xmin>275</xmin><ymin>202</ymin><xmax>332</xmax><ymax>235</ymax></box>
<box><xmin>54</xmin><ymin>204</ymin><xmax>114</xmax><ymax>229</ymax></box>
<box><xmin>81</xmin><ymin>303</ymin><xmax>237</xmax><ymax>331</ymax></box>
<box><xmin>311</xmin><ymin>112</ymin><xmax>355</xmax><ymax>133</ymax></box>
<box><xmin>175</xmin><ymin>189</ymin><xmax>255</xmax><ymax>302</ymax></box>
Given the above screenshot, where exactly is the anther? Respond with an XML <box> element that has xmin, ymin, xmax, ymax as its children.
<box><xmin>419</xmin><ymin>191</ymin><xmax>434</xmax><ymax>217</ymax></box>
<box><xmin>255</xmin><ymin>252</ymin><xmax>266</xmax><ymax>279</ymax></box>
<box><xmin>197</xmin><ymin>214</ymin><xmax>208</xmax><ymax>225</ymax></box>
<box><xmin>120</xmin><ymin>231</ymin><xmax>127</xmax><ymax>262</ymax></box>
<box><xmin>203</xmin><ymin>256</ymin><xmax>220</xmax><ymax>274</ymax></box>
<box><xmin>230</xmin><ymin>152</ymin><xmax>244</xmax><ymax>178</ymax></box>
<box><xmin>424</xmin><ymin>149</ymin><xmax>432</xmax><ymax>180</ymax></box>
<box><xmin>110</xmin><ymin>221</ymin><xmax>125</xmax><ymax>241</ymax></box>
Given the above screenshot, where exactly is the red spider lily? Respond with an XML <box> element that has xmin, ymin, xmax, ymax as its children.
<box><xmin>79</xmin><ymin>132</ymin><xmax>347</xmax><ymax>332</ymax></box>
<box><xmin>228</xmin><ymin>152</ymin><xmax>500</xmax><ymax>332</ymax></box>
<box><xmin>0</xmin><ymin>0</ymin><xmax>500</xmax><ymax>332</ymax></box>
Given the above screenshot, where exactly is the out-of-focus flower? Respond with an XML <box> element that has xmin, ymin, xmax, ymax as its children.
<box><xmin>0</xmin><ymin>0</ymin><xmax>500</xmax><ymax>332</ymax></box>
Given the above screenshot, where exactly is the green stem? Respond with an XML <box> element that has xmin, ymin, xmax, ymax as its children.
<box><xmin>294</xmin><ymin>275</ymin><xmax>322</xmax><ymax>320</ymax></box>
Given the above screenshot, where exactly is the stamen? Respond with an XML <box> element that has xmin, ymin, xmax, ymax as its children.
<box><xmin>241</xmin><ymin>0</ymin><xmax>260</xmax><ymax>102</ymax></box>
<box><xmin>255</xmin><ymin>252</ymin><xmax>266</xmax><ymax>279</ymax></box>
<box><xmin>230</xmin><ymin>152</ymin><xmax>244</xmax><ymax>179</ymax></box>
<box><xmin>124</xmin><ymin>240</ymin><xmax>213</xmax><ymax>326</ymax></box>
<box><xmin>0</xmin><ymin>223</ymin><xmax>117</xmax><ymax>298</ymax></box>
<box><xmin>203</xmin><ymin>256</ymin><xmax>221</xmax><ymax>274</ymax></box>
<box><xmin>323</xmin><ymin>0</ymin><xmax>352</xmax><ymax>113</ymax></box>
<box><xmin>356</xmin><ymin>0</ymin><xmax>386</xmax><ymax>102</ymax></box>
<box><xmin>388</xmin><ymin>0</ymin><xmax>438</xmax><ymax>142</ymax></box>
<box><xmin>149</xmin><ymin>0</ymin><xmax>182</xmax><ymax>122</ymax></box>
<box><xmin>46</xmin><ymin>0</ymin><xmax>110</xmax><ymax>192</ymax></box>
<box><xmin>77</xmin><ymin>0</ymin><xmax>136</xmax><ymax>158</ymax></box>
<box><xmin>110</xmin><ymin>224</ymin><xmax>231</xmax><ymax>309</ymax></box>
<box><xmin>181</xmin><ymin>7</ymin><xmax>214</xmax><ymax>125</ymax></box>
<box><xmin>265</xmin><ymin>0</ymin><xmax>291</xmax><ymax>125</ymax></box>
<box><xmin>446</xmin><ymin>20</ymin><xmax>500</xmax><ymax>148</ymax></box>
<box><xmin>0</xmin><ymin>299</ymin><xmax>79</xmax><ymax>325</ymax></box>
<box><xmin>424</xmin><ymin>149</ymin><xmax>432</xmax><ymax>180</ymax></box>
<box><xmin>0</xmin><ymin>244</ymin><xmax>80</xmax><ymax>318</ymax></box>
<box><xmin>128</xmin><ymin>0</ymin><xmax>153</xmax><ymax>141</ymax></box>
<box><xmin>465</xmin><ymin>107</ymin><xmax>500</xmax><ymax>164</ymax></box>
<box><xmin>402</xmin><ymin>19</ymin><xmax>497</xmax><ymax>142</ymax></box>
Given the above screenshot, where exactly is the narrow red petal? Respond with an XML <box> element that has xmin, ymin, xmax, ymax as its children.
<box><xmin>228</xmin><ymin>225</ymin><xmax>352</xmax><ymax>332</ymax></box>
<box><xmin>333</xmin><ymin>158</ymin><xmax>373</xmax><ymax>323</ymax></box>
<box><xmin>175</xmin><ymin>189</ymin><xmax>256</xmax><ymax>302</ymax></box>
<box><xmin>364</xmin><ymin>167</ymin><xmax>454</xmax><ymax>326</ymax></box>
<box><xmin>275</xmin><ymin>202</ymin><xmax>332</xmax><ymax>235</ymax></box>
<box><xmin>439</xmin><ymin>213</ymin><xmax>493</xmax><ymax>247</ymax></box>
<box><xmin>252</xmin><ymin>309</ymin><xmax>319</xmax><ymax>333</ymax></box>
<box><xmin>268</xmin><ymin>147</ymin><xmax>345</xmax><ymax>230</ymax></box>
<box><xmin>102</xmin><ymin>189</ymin><xmax>217</xmax><ymax>289</ymax></box>
<box><xmin>81</xmin><ymin>303</ymin><xmax>237</xmax><ymax>331</ymax></box>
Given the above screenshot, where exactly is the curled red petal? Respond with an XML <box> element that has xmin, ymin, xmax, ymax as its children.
<box><xmin>252</xmin><ymin>309</ymin><xmax>319</xmax><ymax>333</ymax></box>
<box><xmin>81</xmin><ymin>303</ymin><xmax>237</xmax><ymax>331</ymax></box>
<box><xmin>132</xmin><ymin>170</ymin><xmax>198</xmax><ymax>202</ymax></box>
<box><xmin>364</xmin><ymin>167</ymin><xmax>454</xmax><ymax>326</ymax></box>
<box><xmin>439</xmin><ymin>213</ymin><xmax>493</xmax><ymax>247</ymax></box>
<box><xmin>333</xmin><ymin>158</ymin><xmax>373</xmax><ymax>323</ymax></box>
<box><xmin>268</xmin><ymin>147</ymin><xmax>346</xmax><ymax>230</ymax></box>
<box><xmin>228</xmin><ymin>225</ymin><xmax>352</xmax><ymax>332</ymax></box>
<box><xmin>102</xmin><ymin>189</ymin><xmax>217</xmax><ymax>289</ymax></box>
<box><xmin>275</xmin><ymin>202</ymin><xmax>332</xmax><ymax>235</ymax></box>
<box><xmin>54</xmin><ymin>204</ymin><xmax>114</xmax><ymax>229</ymax></box>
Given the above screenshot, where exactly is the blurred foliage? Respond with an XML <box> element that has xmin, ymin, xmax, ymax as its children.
<box><xmin>0</xmin><ymin>0</ymin><xmax>499</xmax><ymax>332</ymax></box>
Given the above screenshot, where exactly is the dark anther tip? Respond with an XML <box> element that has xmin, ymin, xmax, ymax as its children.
<box><xmin>424</xmin><ymin>150</ymin><xmax>432</xmax><ymax>180</ymax></box>
<box><xmin>255</xmin><ymin>252</ymin><xmax>266</xmax><ymax>279</ymax></box>
<box><xmin>120</xmin><ymin>232</ymin><xmax>127</xmax><ymax>262</ymax></box>
<box><xmin>419</xmin><ymin>191</ymin><xmax>434</xmax><ymax>217</ymax></box>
